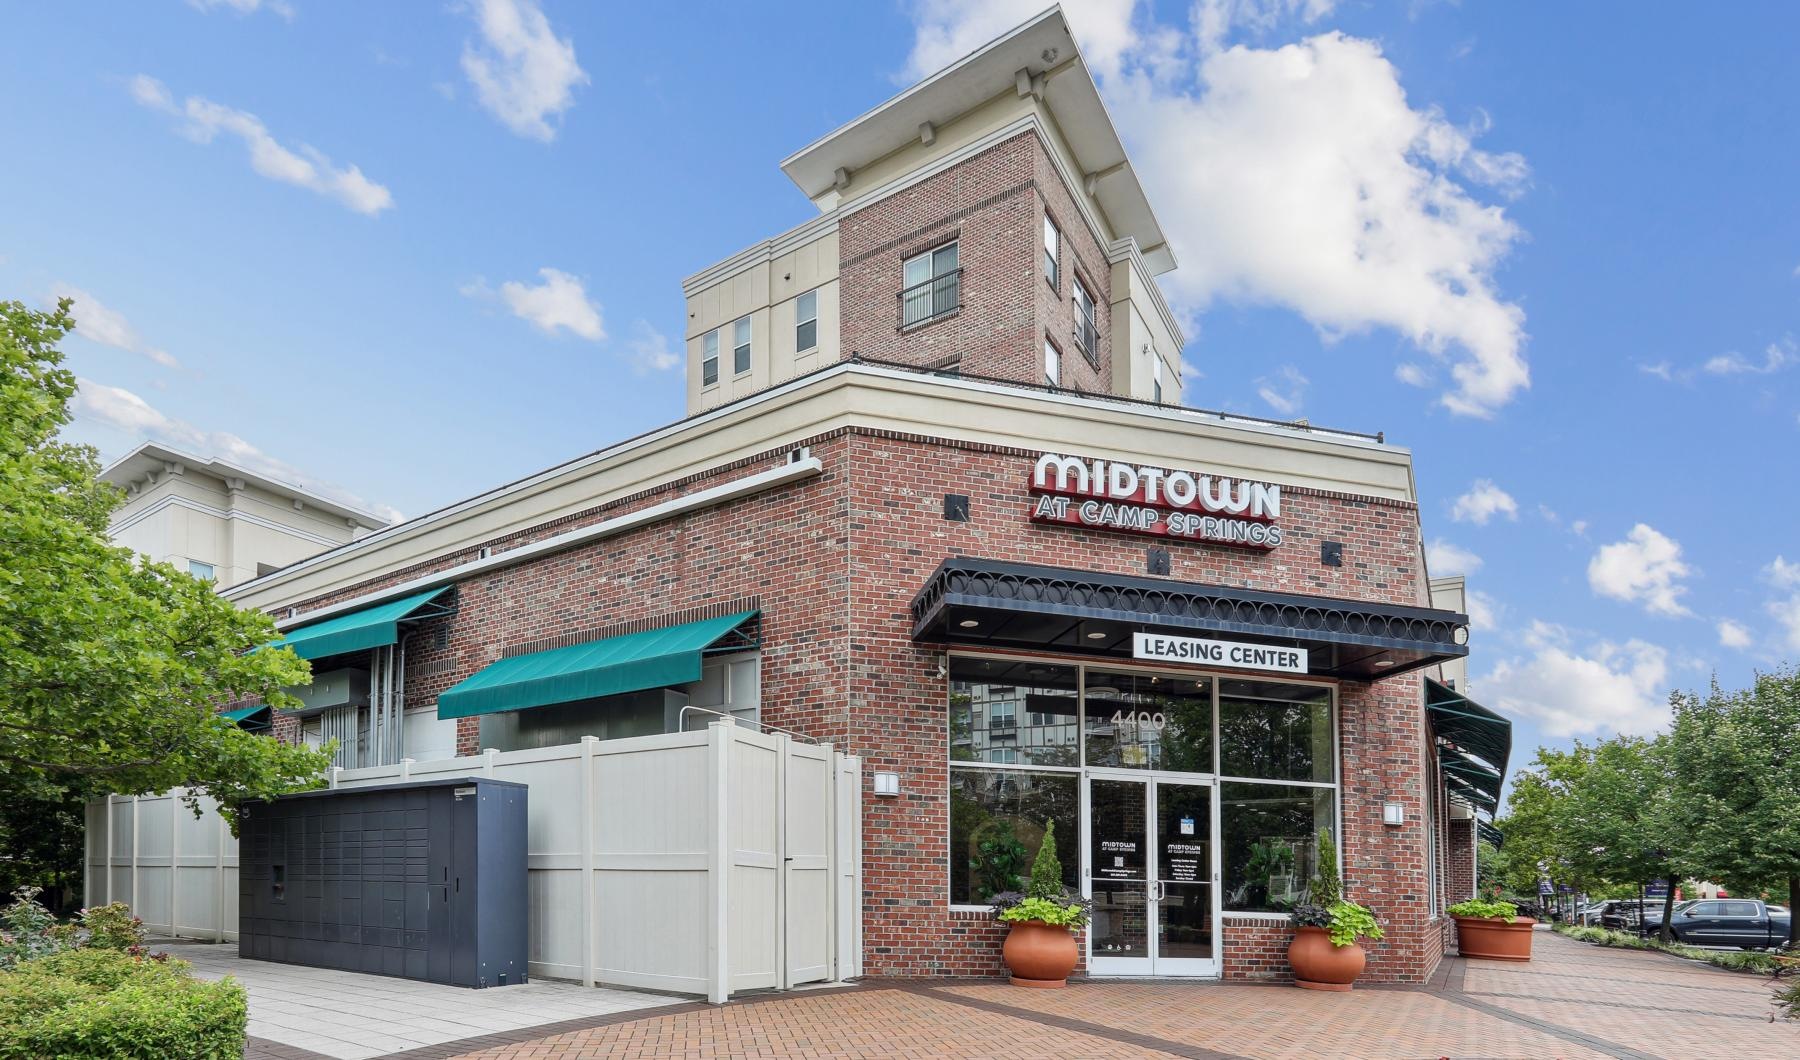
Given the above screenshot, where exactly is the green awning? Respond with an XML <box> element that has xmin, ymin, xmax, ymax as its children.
<box><xmin>1427</xmin><ymin>677</ymin><xmax>1511</xmax><ymax>813</ymax></box>
<box><xmin>269</xmin><ymin>587</ymin><xmax>454</xmax><ymax>661</ymax></box>
<box><xmin>1477</xmin><ymin>820</ymin><xmax>1505</xmax><ymax>848</ymax></box>
<box><xmin>220</xmin><ymin>704</ymin><xmax>271</xmax><ymax>730</ymax></box>
<box><xmin>438</xmin><ymin>610</ymin><xmax>758</xmax><ymax>720</ymax></box>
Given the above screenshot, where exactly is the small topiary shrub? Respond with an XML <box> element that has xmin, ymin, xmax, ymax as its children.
<box><xmin>992</xmin><ymin>820</ymin><xmax>1090</xmax><ymax>929</ymax></box>
<box><xmin>0</xmin><ymin>949</ymin><xmax>245</xmax><ymax>1060</ymax></box>
<box><xmin>1308</xmin><ymin>828</ymin><xmax>1341</xmax><ymax>907</ymax></box>
<box><xmin>1026</xmin><ymin>820</ymin><xmax>1064</xmax><ymax>900</ymax></box>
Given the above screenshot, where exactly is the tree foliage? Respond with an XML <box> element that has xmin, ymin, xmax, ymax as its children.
<box><xmin>0</xmin><ymin>299</ymin><xmax>329</xmax><ymax>827</ymax></box>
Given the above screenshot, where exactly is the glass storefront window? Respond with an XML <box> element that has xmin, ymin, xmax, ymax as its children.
<box><xmin>949</xmin><ymin>768</ymin><xmax>1079</xmax><ymax>904</ymax></box>
<box><xmin>1218</xmin><ymin>679</ymin><xmax>1333</xmax><ymax>783</ymax></box>
<box><xmin>1082</xmin><ymin>670</ymin><xmax>1212</xmax><ymax>772</ymax></box>
<box><xmin>949</xmin><ymin>658</ymin><xmax>1078</xmax><ymax>768</ymax></box>
<box><xmin>1219</xmin><ymin>782</ymin><xmax>1335</xmax><ymax>912</ymax></box>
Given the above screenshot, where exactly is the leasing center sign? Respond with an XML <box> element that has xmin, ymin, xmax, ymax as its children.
<box><xmin>1028</xmin><ymin>453</ymin><xmax>1284</xmax><ymax>550</ymax></box>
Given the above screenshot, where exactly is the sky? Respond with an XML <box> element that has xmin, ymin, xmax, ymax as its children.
<box><xmin>3</xmin><ymin>1</ymin><xmax>1797</xmax><ymax>777</ymax></box>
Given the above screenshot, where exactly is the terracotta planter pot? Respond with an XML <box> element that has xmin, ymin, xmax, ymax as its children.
<box><xmin>1002</xmin><ymin>920</ymin><xmax>1079</xmax><ymax>988</ymax></box>
<box><xmin>1287</xmin><ymin>925</ymin><xmax>1366</xmax><ymax>991</ymax></box>
<box><xmin>1454</xmin><ymin>916</ymin><xmax>1536</xmax><ymax>961</ymax></box>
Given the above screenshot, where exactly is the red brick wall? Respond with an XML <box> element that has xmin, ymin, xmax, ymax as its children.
<box><xmin>1448</xmin><ymin>818</ymin><xmax>1476</xmax><ymax>903</ymax></box>
<box><xmin>262</xmin><ymin>424</ymin><xmax>1441</xmax><ymax>983</ymax></box>
<box><xmin>1034</xmin><ymin>136</ymin><xmax>1111</xmax><ymax>394</ymax></box>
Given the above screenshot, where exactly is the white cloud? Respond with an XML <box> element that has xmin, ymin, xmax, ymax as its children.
<box><xmin>624</xmin><ymin>321</ymin><xmax>680</xmax><ymax>374</ymax></box>
<box><xmin>1716</xmin><ymin>619</ymin><xmax>1753</xmax><ymax>650</ymax></box>
<box><xmin>1254</xmin><ymin>364</ymin><xmax>1307</xmax><ymax>415</ymax></box>
<box><xmin>1570</xmin><ymin>519</ymin><xmax>1589</xmax><ymax>537</ymax></box>
<box><xmin>461</xmin><ymin>0</ymin><xmax>587</xmax><ymax>142</ymax></box>
<box><xmin>1587</xmin><ymin>524</ymin><xmax>1692</xmax><ymax>617</ymax></box>
<box><xmin>1449</xmin><ymin>479</ymin><xmax>1517</xmax><ymax>524</ymax></box>
<box><xmin>1702</xmin><ymin>338</ymin><xmax>1794</xmax><ymax>376</ymax></box>
<box><xmin>1637</xmin><ymin>361</ymin><xmax>1674</xmax><ymax>382</ymax></box>
<box><xmin>1394</xmin><ymin>362</ymin><xmax>1429</xmax><ymax>387</ymax></box>
<box><xmin>1464</xmin><ymin>587</ymin><xmax>1500</xmax><ymax>632</ymax></box>
<box><xmin>1766</xmin><ymin>557</ymin><xmax>1800</xmax><ymax>652</ymax></box>
<box><xmin>479</xmin><ymin>268</ymin><xmax>605</xmax><ymax>341</ymax></box>
<box><xmin>1425</xmin><ymin>538</ymin><xmax>1482</xmax><ymax>575</ymax></box>
<box><xmin>188</xmin><ymin>0</ymin><xmax>294</xmax><ymax>19</ymax></box>
<box><xmin>48</xmin><ymin>285</ymin><xmax>178</xmax><ymax>368</ymax></box>
<box><xmin>130</xmin><ymin>76</ymin><xmax>392</xmax><ymax>216</ymax></box>
<box><xmin>904</xmin><ymin>0</ymin><xmax>1143</xmax><ymax>81</ymax></box>
<box><xmin>70</xmin><ymin>378</ymin><xmax>399</xmax><ymax>522</ymax></box>
<box><xmin>1196</xmin><ymin>0</ymin><xmax>1338</xmax><ymax>55</ymax></box>
<box><xmin>1481</xmin><ymin>631</ymin><xmax>1671</xmax><ymax>738</ymax></box>
<box><xmin>901</xmin><ymin>3</ymin><xmax>1532</xmax><ymax>416</ymax></box>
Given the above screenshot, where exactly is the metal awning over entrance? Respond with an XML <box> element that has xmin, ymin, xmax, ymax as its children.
<box><xmin>437</xmin><ymin>610</ymin><xmax>759</xmax><ymax>720</ymax></box>
<box><xmin>218</xmin><ymin>704</ymin><xmax>271</xmax><ymax>731</ymax></box>
<box><xmin>267</xmin><ymin>586</ymin><xmax>456</xmax><ymax>661</ymax></box>
<box><xmin>909</xmin><ymin>558</ymin><xmax>1469</xmax><ymax>680</ymax></box>
<box><xmin>1427</xmin><ymin>677</ymin><xmax>1511</xmax><ymax>843</ymax></box>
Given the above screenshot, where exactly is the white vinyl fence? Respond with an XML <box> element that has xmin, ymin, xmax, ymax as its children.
<box><xmin>87</xmin><ymin>723</ymin><xmax>862</xmax><ymax>1003</ymax></box>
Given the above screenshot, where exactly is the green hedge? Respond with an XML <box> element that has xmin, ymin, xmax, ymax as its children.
<box><xmin>1553</xmin><ymin>923</ymin><xmax>1783</xmax><ymax>974</ymax></box>
<box><xmin>0</xmin><ymin>949</ymin><xmax>245</xmax><ymax>1059</ymax></box>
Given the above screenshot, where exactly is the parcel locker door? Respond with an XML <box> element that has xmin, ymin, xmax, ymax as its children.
<box><xmin>426</xmin><ymin>784</ymin><xmax>455</xmax><ymax>983</ymax></box>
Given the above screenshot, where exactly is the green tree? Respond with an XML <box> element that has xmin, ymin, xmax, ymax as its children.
<box><xmin>1027</xmin><ymin>819</ymin><xmax>1064</xmax><ymax>899</ymax></box>
<box><xmin>1559</xmin><ymin>735</ymin><xmax>1683</xmax><ymax>940</ymax></box>
<box><xmin>1669</xmin><ymin>669</ymin><xmax>1800</xmax><ymax>946</ymax></box>
<box><xmin>0</xmin><ymin>299</ymin><xmax>329</xmax><ymax>832</ymax></box>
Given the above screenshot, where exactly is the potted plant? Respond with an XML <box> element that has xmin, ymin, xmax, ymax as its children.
<box><xmin>1287</xmin><ymin>828</ymin><xmax>1384</xmax><ymax>990</ymax></box>
<box><xmin>1449</xmin><ymin>898</ymin><xmax>1535</xmax><ymax>961</ymax></box>
<box><xmin>991</xmin><ymin>821</ymin><xmax>1090</xmax><ymax>988</ymax></box>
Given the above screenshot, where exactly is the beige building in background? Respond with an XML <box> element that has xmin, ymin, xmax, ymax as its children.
<box><xmin>100</xmin><ymin>442</ymin><xmax>388</xmax><ymax>589</ymax></box>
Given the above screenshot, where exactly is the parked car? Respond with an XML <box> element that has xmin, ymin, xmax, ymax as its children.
<box><xmin>1640</xmin><ymin>899</ymin><xmax>1792</xmax><ymax>949</ymax></box>
<box><xmin>1580</xmin><ymin>899</ymin><xmax>1642</xmax><ymax>928</ymax></box>
<box><xmin>1599</xmin><ymin>899</ymin><xmax>1664</xmax><ymax>931</ymax></box>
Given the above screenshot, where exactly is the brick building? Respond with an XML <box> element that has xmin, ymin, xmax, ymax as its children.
<box><xmin>224</xmin><ymin>7</ymin><xmax>1507</xmax><ymax>985</ymax></box>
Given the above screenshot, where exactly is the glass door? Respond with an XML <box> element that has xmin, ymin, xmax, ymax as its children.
<box><xmin>1084</xmin><ymin>774</ymin><xmax>1219</xmax><ymax>977</ymax></box>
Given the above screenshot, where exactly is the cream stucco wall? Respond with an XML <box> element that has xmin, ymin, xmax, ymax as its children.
<box><xmin>1428</xmin><ymin>576</ymin><xmax>1471</xmax><ymax>693</ymax></box>
<box><xmin>686</xmin><ymin>230</ymin><xmax>841</xmax><ymax>413</ymax></box>
<box><xmin>1110</xmin><ymin>248</ymin><xmax>1184</xmax><ymax>406</ymax></box>
<box><xmin>105</xmin><ymin>455</ymin><xmax>378</xmax><ymax>589</ymax></box>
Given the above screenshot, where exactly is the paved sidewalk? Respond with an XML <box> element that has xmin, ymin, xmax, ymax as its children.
<box><xmin>161</xmin><ymin>941</ymin><xmax>679</xmax><ymax>1060</ymax></box>
<box><xmin>431</xmin><ymin>928</ymin><xmax>1796</xmax><ymax>1060</ymax></box>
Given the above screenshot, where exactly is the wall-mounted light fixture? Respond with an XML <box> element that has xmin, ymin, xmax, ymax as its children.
<box><xmin>873</xmin><ymin>772</ymin><xmax>901</xmax><ymax>797</ymax></box>
<box><xmin>1382</xmin><ymin>802</ymin><xmax>1406</xmax><ymax>827</ymax></box>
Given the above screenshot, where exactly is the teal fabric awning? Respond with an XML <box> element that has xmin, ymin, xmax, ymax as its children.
<box><xmin>438</xmin><ymin>610</ymin><xmax>757</xmax><ymax>720</ymax></box>
<box><xmin>268</xmin><ymin>587</ymin><xmax>454</xmax><ymax>661</ymax></box>
<box><xmin>220</xmin><ymin>704</ymin><xmax>271</xmax><ymax>731</ymax></box>
<box><xmin>1427</xmin><ymin>677</ymin><xmax>1511</xmax><ymax>815</ymax></box>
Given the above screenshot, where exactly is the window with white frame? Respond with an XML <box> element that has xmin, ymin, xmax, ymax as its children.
<box><xmin>795</xmin><ymin>290</ymin><xmax>818</xmax><ymax>352</ymax></box>
<box><xmin>1045</xmin><ymin>338</ymin><xmax>1061</xmax><ymax>386</ymax></box>
<box><xmin>702</xmin><ymin>329</ymin><xmax>719</xmax><ymax>386</ymax></box>
<box><xmin>1043</xmin><ymin>215</ymin><xmax>1060</xmax><ymax>289</ymax></box>
<box><xmin>188</xmin><ymin>560</ymin><xmax>215</xmax><ymax>581</ymax></box>
<box><xmin>732</xmin><ymin>317</ymin><xmax>751</xmax><ymax>375</ymax></box>
<box><xmin>1073</xmin><ymin>276</ymin><xmax>1098</xmax><ymax>362</ymax></box>
<box><xmin>901</xmin><ymin>241</ymin><xmax>959</xmax><ymax>327</ymax></box>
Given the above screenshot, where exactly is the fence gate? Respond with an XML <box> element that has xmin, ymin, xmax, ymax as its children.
<box><xmin>781</xmin><ymin>740</ymin><xmax>833</xmax><ymax>988</ymax></box>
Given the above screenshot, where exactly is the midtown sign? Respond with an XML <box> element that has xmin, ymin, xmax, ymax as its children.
<box><xmin>1028</xmin><ymin>453</ymin><xmax>1284</xmax><ymax>550</ymax></box>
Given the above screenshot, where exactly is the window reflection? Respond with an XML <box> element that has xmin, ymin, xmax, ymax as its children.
<box><xmin>1218</xmin><ymin>679</ymin><xmax>1333</xmax><ymax>782</ymax></box>
<box><xmin>1081</xmin><ymin>671</ymin><xmax>1212</xmax><ymax>772</ymax></box>
<box><xmin>949</xmin><ymin>658</ymin><xmax>1078</xmax><ymax>768</ymax></box>
<box><xmin>1220</xmin><ymin>782</ymin><xmax>1334</xmax><ymax>912</ymax></box>
<box><xmin>949</xmin><ymin>769</ymin><xmax>1078</xmax><ymax>903</ymax></box>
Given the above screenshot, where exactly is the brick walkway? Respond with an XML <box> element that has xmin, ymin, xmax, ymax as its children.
<box><xmin>261</xmin><ymin>928</ymin><xmax>1796</xmax><ymax>1059</ymax></box>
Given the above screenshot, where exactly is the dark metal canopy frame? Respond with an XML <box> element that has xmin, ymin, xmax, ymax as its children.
<box><xmin>909</xmin><ymin>558</ymin><xmax>1470</xmax><ymax>681</ymax></box>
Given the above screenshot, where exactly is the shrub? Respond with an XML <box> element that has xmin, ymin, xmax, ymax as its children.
<box><xmin>1448</xmin><ymin>898</ymin><xmax>1519</xmax><ymax>920</ymax></box>
<box><xmin>0</xmin><ymin>887</ymin><xmax>76</xmax><ymax>970</ymax></box>
<box><xmin>992</xmin><ymin>820</ymin><xmax>1090</xmax><ymax>929</ymax></box>
<box><xmin>77</xmin><ymin>905</ymin><xmax>145</xmax><ymax>953</ymax></box>
<box><xmin>0</xmin><ymin>949</ymin><xmax>245</xmax><ymax>1059</ymax></box>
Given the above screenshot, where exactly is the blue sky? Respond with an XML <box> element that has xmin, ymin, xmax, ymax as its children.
<box><xmin>4</xmin><ymin>1</ymin><xmax>1797</xmax><ymax>773</ymax></box>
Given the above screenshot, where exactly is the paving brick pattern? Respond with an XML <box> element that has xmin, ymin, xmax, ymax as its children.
<box><xmin>436</xmin><ymin>928</ymin><xmax>1796</xmax><ymax>1060</ymax></box>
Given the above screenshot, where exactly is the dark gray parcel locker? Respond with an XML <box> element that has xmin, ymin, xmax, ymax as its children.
<box><xmin>238</xmin><ymin>777</ymin><xmax>528</xmax><ymax>988</ymax></box>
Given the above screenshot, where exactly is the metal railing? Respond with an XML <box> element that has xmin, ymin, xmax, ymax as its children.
<box><xmin>899</xmin><ymin>268</ymin><xmax>961</xmax><ymax>328</ymax></box>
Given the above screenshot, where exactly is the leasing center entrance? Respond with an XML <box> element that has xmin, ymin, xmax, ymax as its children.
<box><xmin>1087</xmin><ymin>771</ymin><xmax>1218</xmax><ymax>976</ymax></box>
